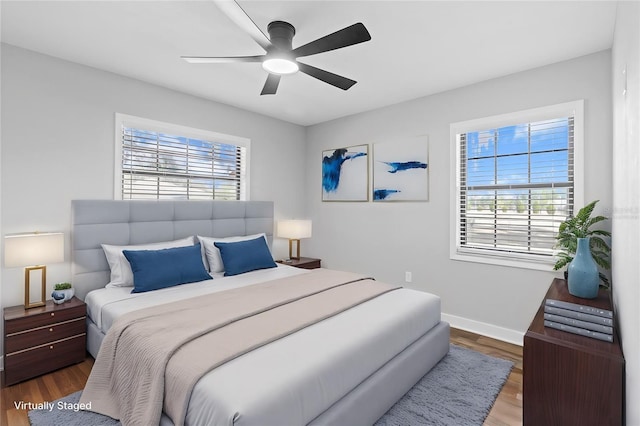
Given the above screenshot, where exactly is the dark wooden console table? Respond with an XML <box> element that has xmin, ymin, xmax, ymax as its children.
<box><xmin>523</xmin><ymin>278</ymin><xmax>624</xmax><ymax>426</ymax></box>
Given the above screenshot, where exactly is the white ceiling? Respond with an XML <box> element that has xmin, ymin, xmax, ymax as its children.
<box><xmin>1</xmin><ymin>1</ymin><xmax>617</xmax><ymax>126</ymax></box>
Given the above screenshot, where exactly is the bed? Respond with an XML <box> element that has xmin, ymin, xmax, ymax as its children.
<box><xmin>71</xmin><ymin>200</ymin><xmax>450</xmax><ymax>426</ymax></box>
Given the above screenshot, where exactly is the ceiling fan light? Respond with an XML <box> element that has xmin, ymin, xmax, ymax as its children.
<box><xmin>262</xmin><ymin>58</ymin><xmax>299</xmax><ymax>75</ymax></box>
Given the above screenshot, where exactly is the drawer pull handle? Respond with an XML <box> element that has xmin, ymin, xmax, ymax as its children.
<box><xmin>51</xmin><ymin>313</ymin><xmax>55</xmax><ymax>317</ymax></box>
<box><xmin>49</xmin><ymin>345</ymin><xmax>54</xmax><ymax>350</ymax></box>
<box><xmin>49</xmin><ymin>328</ymin><xmax>53</xmax><ymax>332</ymax></box>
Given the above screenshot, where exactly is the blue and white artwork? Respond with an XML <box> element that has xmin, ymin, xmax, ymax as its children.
<box><xmin>373</xmin><ymin>138</ymin><xmax>429</xmax><ymax>201</ymax></box>
<box><xmin>322</xmin><ymin>144</ymin><xmax>368</xmax><ymax>201</ymax></box>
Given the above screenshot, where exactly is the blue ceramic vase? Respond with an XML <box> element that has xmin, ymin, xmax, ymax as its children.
<box><xmin>567</xmin><ymin>237</ymin><xmax>600</xmax><ymax>299</ymax></box>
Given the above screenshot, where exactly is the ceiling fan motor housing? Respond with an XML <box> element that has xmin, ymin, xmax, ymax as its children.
<box><xmin>267</xmin><ymin>21</ymin><xmax>296</xmax><ymax>51</ymax></box>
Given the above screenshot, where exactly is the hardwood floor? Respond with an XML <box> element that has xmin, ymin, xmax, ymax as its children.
<box><xmin>1</xmin><ymin>356</ymin><xmax>94</xmax><ymax>426</ymax></box>
<box><xmin>1</xmin><ymin>327</ymin><xmax>523</xmax><ymax>426</ymax></box>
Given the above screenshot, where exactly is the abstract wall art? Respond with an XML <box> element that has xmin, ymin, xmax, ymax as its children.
<box><xmin>322</xmin><ymin>144</ymin><xmax>369</xmax><ymax>201</ymax></box>
<box><xmin>373</xmin><ymin>137</ymin><xmax>429</xmax><ymax>201</ymax></box>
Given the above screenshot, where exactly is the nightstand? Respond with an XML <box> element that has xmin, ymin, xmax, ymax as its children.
<box><xmin>277</xmin><ymin>257</ymin><xmax>321</xmax><ymax>269</ymax></box>
<box><xmin>3</xmin><ymin>297</ymin><xmax>86</xmax><ymax>386</ymax></box>
<box><xmin>523</xmin><ymin>279</ymin><xmax>624</xmax><ymax>425</ymax></box>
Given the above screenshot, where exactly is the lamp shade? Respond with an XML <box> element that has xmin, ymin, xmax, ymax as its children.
<box><xmin>4</xmin><ymin>232</ymin><xmax>64</xmax><ymax>267</ymax></box>
<box><xmin>277</xmin><ymin>220</ymin><xmax>312</xmax><ymax>239</ymax></box>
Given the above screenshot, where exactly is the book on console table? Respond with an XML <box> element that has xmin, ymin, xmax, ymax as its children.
<box><xmin>543</xmin><ymin>305</ymin><xmax>614</xmax><ymax>327</ymax></box>
<box><xmin>545</xmin><ymin>298</ymin><xmax>613</xmax><ymax>318</ymax></box>
<box><xmin>543</xmin><ymin>313</ymin><xmax>613</xmax><ymax>335</ymax></box>
<box><xmin>544</xmin><ymin>319</ymin><xmax>613</xmax><ymax>343</ymax></box>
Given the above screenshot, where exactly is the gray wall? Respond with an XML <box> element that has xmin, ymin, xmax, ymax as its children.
<box><xmin>0</xmin><ymin>44</ymin><xmax>307</xmax><ymax>358</ymax></box>
<box><xmin>612</xmin><ymin>2</ymin><xmax>640</xmax><ymax>424</ymax></box>
<box><xmin>305</xmin><ymin>50</ymin><xmax>613</xmax><ymax>343</ymax></box>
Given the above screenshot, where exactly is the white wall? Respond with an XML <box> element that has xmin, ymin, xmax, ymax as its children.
<box><xmin>0</xmin><ymin>44</ymin><xmax>307</xmax><ymax>358</ymax></box>
<box><xmin>305</xmin><ymin>51</ymin><xmax>613</xmax><ymax>344</ymax></box>
<box><xmin>611</xmin><ymin>2</ymin><xmax>640</xmax><ymax>424</ymax></box>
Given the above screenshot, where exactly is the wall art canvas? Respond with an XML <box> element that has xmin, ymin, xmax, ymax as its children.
<box><xmin>373</xmin><ymin>137</ymin><xmax>429</xmax><ymax>201</ymax></box>
<box><xmin>322</xmin><ymin>144</ymin><xmax>369</xmax><ymax>201</ymax></box>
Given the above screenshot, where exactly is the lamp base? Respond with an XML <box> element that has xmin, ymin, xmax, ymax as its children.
<box><xmin>25</xmin><ymin>265</ymin><xmax>47</xmax><ymax>309</ymax></box>
<box><xmin>288</xmin><ymin>239</ymin><xmax>301</xmax><ymax>260</ymax></box>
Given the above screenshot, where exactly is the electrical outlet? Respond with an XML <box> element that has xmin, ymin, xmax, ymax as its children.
<box><xmin>405</xmin><ymin>271</ymin><xmax>412</xmax><ymax>283</ymax></box>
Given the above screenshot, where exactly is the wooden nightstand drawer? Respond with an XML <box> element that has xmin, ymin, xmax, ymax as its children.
<box><xmin>3</xmin><ymin>297</ymin><xmax>87</xmax><ymax>386</ymax></box>
<box><xmin>5</xmin><ymin>317</ymin><xmax>86</xmax><ymax>353</ymax></box>
<box><xmin>4</xmin><ymin>334</ymin><xmax>86</xmax><ymax>386</ymax></box>
<box><xmin>4</xmin><ymin>300</ymin><xmax>86</xmax><ymax>334</ymax></box>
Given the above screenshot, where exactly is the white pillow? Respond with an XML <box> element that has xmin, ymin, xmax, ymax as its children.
<box><xmin>102</xmin><ymin>236</ymin><xmax>195</xmax><ymax>288</ymax></box>
<box><xmin>197</xmin><ymin>234</ymin><xmax>267</xmax><ymax>273</ymax></box>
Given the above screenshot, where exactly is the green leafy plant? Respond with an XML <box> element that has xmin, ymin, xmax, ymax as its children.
<box><xmin>54</xmin><ymin>282</ymin><xmax>72</xmax><ymax>290</ymax></box>
<box><xmin>553</xmin><ymin>200</ymin><xmax>611</xmax><ymax>287</ymax></box>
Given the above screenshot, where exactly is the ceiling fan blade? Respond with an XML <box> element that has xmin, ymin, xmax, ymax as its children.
<box><xmin>182</xmin><ymin>55</ymin><xmax>265</xmax><ymax>64</ymax></box>
<box><xmin>297</xmin><ymin>62</ymin><xmax>357</xmax><ymax>91</ymax></box>
<box><xmin>260</xmin><ymin>74</ymin><xmax>281</xmax><ymax>95</ymax></box>
<box><xmin>292</xmin><ymin>23</ymin><xmax>371</xmax><ymax>58</ymax></box>
<box><xmin>213</xmin><ymin>0</ymin><xmax>272</xmax><ymax>52</ymax></box>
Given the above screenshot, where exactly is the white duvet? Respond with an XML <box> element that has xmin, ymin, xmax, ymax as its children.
<box><xmin>85</xmin><ymin>265</ymin><xmax>307</xmax><ymax>334</ymax></box>
<box><xmin>84</xmin><ymin>266</ymin><xmax>442</xmax><ymax>426</ymax></box>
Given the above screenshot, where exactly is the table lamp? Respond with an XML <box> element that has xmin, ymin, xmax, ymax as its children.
<box><xmin>277</xmin><ymin>220</ymin><xmax>312</xmax><ymax>260</ymax></box>
<box><xmin>4</xmin><ymin>232</ymin><xmax>64</xmax><ymax>309</ymax></box>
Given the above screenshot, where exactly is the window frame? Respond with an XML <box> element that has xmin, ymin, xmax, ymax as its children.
<box><xmin>114</xmin><ymin>113</ymin><xmax>250</xmax><ymax>201</ymax></box>
<box><xmin>449</xmin><ymin>100</ymin><xmax>584</xmax><ymax>270</ymax></box>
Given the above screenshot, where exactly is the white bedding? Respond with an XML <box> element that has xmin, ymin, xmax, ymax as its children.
<box><xmin>85</xmin><ymin>266</ymin><xmax>442</xmax><ymax>426</ymax></box>
<box><xmin>85</xmin><ymin>264</ymin><xmax>306</xmax><ymax>334</ymax></box>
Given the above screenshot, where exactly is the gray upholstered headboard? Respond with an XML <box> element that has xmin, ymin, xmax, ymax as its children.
<box><xmin>71</xmin><ymin>200</ymin><xmax>274</xmax><ymax>300</ymax></box>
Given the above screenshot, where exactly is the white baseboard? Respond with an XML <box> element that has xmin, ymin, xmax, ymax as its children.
<box><xmin>442</xmin><ymin>313</ymin><xmax>524</xmax><ymax>346</ymax></box>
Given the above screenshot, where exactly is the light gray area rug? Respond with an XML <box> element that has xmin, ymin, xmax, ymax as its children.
<box><xmin>28</xmin><ymin>344</ymin><xmax>513</xmax><ymax>426</ymax></box>
<box><xmin>375</xmin><ymin>344</ymin><xmax>514</xmax><ymax>425</ymax></box>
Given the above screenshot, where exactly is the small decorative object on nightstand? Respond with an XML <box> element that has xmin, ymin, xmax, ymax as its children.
<box><xmin>52</xmin><ymin>282</ymin><xmax>75</xmax><ymax>304</ymax></box>
<box><xmin>3</xmin><ymin>297</ymin><xmax>86</xmax><ymax>386</ymax></box>
<box><xmin>277</xmin><ymin>257</ymin><xmax>321</xmax><ymax>270</ymax></box>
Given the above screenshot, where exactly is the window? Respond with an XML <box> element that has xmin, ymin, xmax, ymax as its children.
<box><xmin>450</xmin><ymin>101</ymin><xmax>584</xmax><ymax>269</ymax></box>
<box><xmin>114</xmin><ymin>114</ymin><xmax>249</xmax><ymax>200</ymax></box>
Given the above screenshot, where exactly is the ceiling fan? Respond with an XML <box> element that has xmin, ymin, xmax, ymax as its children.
<box><xmin>181</xmin><ymin>0</ymin><xmax>372</xmax><ymax>95</ymax></box>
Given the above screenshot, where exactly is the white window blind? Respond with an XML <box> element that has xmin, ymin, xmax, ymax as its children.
<box><xmin>451</xmin><ymin>101</ymin><xmax>583</xmax><ymax>268</ymax></box>
<box><xmin>115</xmin><ymin>115</ymin><xmax>249</xmax><ymax>201</ymax></box>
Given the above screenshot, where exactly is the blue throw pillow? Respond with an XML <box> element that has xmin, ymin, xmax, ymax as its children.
<box><xmin>124</xmin><ymin>243</ymin><xmax>212</xmax><ymax>293</ymax></box>
<box><xmin>214</xmin><ymin>236</ymin><xmax>277</xmax><ymax>276</ymax></box>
